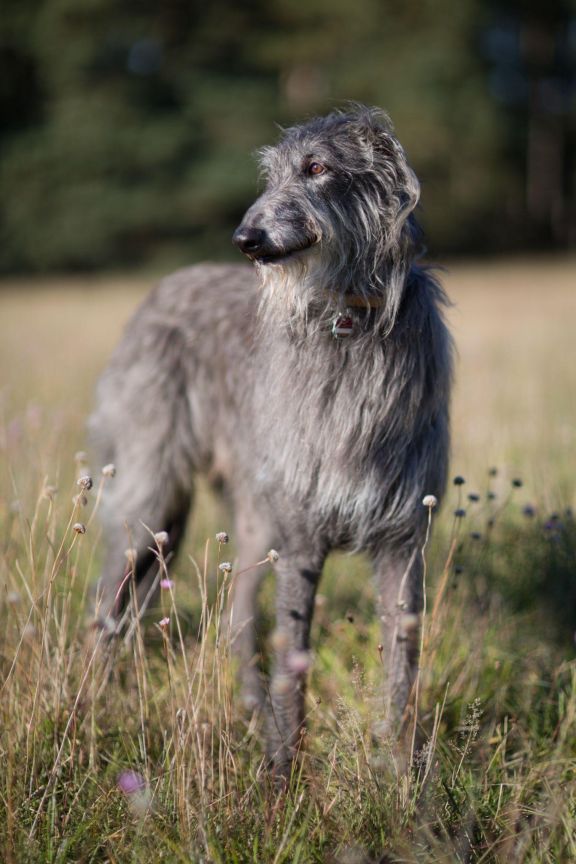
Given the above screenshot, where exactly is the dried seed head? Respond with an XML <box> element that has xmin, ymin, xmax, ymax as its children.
<box><xmin>453</xmin><ymin>475</ymin><xmax>466</xmax><ymax>486</ymax></box>
<box><xmin>102</xmin><ymin>463</ymin><xmax>116</xmax><ymax>478</ymax></box>
<box><xmin>22</xmin><ymin>623</ymin><xmax>36</xmax><ymax>641</ymax></box>
<box><xmin>467</xmin><ymin>492</ymin><xmax>480</xmax><ymax>502</ymax></box>
<box><xmin>422</xmin><ymin>494</ymin><xmax>438</xmax><ymax>508</ymax></box>
<box><xmin>511</xmin><ymin>477</ymin><xmax>523</xmax><ymax>488</ymax></box>
<box><xmin>74</xmin><ymin>451</ymin><xmax>88</xmax><ymax>465</ymax></box>
<box><xmin>99</xmin><ymin>616</ymin><xmax>117</xmax><ymax>636</ymax></box>
<box><xmin>470</xmin><ymin>531</ymin><xmax>482</xmax><ymax>540</ymax></box>
<box><xmin>219</xmin><ymin>561</ymin><xmax>232</xmax><ymax>574</ymax></box>
<box><xmin>124</xmin><ymin>548</ymin><xmax>138</xmax><ymax>565</ymax></box>
<box><xmin>77</xmin><ymin>475</ymin><xmax>93</xmax><ymax>491</ymax></box>
<box><xmin>271</xmin><ymin>674</ymin><xmax>294</xmax><ymax>696</ymax></box>
<box><xmin>270</xmin><ymin>628</ymin><xmax>290</xmax><ymax>652</ymax></box>
<box><xmin>154</xmin><ymin>530</ymin><xmax>169</xmax><ymax>548</ymax></box>
<box><xmin>371</xmin><ymin>718</ymin><xmax>394</xmax><ymax>742</ymax></box>
<box><xmin>267</xmin><ymin>549</ymin><xmax>279</xmax><ymax>563</ymax></box>
<box><xmin>43</xmin><ymin>485</ymin><xmax>58</xmax><ymax>500</ymax></box>
<box><xmin>488</xmin><ymin>466</ymin><xmax>498</xmax><ymax>477</ymax></box>
<box><xmin>73</xmin><ymin>522</ymin><xmax>86</xmax><ymax>535</ymax></box>
<box><xmin>241</xmin><ymin>691</ymin><xmax>261</xmax><ymax>713</ymax></box>
<box><xmin>399</xmin><ymin>613</ymin><xmax>420</xmax><ymax>638</ymax></box>
<box><xmin>522</xmin><ymin>504</ymin><xmax>536</xmax><ymax>518</ymax></box>
<box><xmin>215</xmin><ymin>531</ymin><xmax>229</xmax><ymax>544</ymax></box>
<box><xmin>454</xmin><ymin>508</ymin><xmax>466</xmax><ymax>518</ymax></box>
<box><xmin>72</xmin><ymin>493</ymin><xmax>88</xmax><ymax>507</ymax></box>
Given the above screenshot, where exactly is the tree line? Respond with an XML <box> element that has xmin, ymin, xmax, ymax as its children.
<box><xmin>0</xmin><ymin>0</ymin><xmax>574</xmax><ymax>273</ymax></box>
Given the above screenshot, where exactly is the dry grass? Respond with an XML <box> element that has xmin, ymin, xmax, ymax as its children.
<box><xmin>1</xmin><ymin>257</ymin><xmax>575</xmax><ymax>863</ymax></box>
<box><xmin>446</xmin><ymin>257</ymin><xmax>576</xmax><ymax>495</ymax></box>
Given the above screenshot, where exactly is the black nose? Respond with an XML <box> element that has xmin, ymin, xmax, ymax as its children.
<box><xmin>232</xmin><ymin>225</ymin><xmax>266</xmax><ymax>255</ymax></box>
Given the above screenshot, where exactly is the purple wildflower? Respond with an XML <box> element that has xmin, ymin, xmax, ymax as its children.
<box><xmin>117</xmin><ymin>770</ymin><xmax>152</xmax><ymax>816</ymax></box>
<box><xmin>286</xmin><ymin>650</ymin><xmax>312</xmax><ymax>676</ymax></box>
<box><xmin>118</xmin><ymin>770</ymin><xmax>146</xmax><ymax>795</ymax></box>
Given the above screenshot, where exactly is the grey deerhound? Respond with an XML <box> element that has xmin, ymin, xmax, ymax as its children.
<box><xmin>90</xmin><ymin>105</ymin><xmax>452</xmax><ymax>774</ymax></box>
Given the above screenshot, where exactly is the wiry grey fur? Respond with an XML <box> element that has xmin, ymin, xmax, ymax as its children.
<box><xmin>89</xmin><ymin>106</ymin><xmax>452</xmax><ymax>776</ymax></box>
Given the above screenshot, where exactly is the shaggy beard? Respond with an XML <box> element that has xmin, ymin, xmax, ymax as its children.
<box><xmin>255</xmin><ymin>245</ymin><xmax>354</xmax><ymax>337</ymax></box>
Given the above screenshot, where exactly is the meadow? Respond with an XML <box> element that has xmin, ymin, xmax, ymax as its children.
<box><xmin>1</xmin><ymin>257</ymin><xmax>575</xmax><ymax>862</ymax></box>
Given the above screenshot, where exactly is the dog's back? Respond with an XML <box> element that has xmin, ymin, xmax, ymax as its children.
<box><xmin>89</xmin><ymin>264</ymin><xmax>259</xmax><ymax>616</ymax></box>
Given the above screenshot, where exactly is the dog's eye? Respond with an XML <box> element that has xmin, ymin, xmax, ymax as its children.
<box><xmin>307</xmin><ymin>162</ymin><xmax>326</xmax><ymax>177</ymax></box>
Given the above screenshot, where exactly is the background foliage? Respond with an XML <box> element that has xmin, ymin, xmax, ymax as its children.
<box><xmin>1</xmin><ymin>0</ymin><xmax>575</xmax><ymax>273</ymax></box>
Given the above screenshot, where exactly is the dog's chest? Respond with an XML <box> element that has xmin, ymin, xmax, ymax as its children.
<box><xmin>248</xmin><ymin>338</ymin><xmax>413</xmax><ymax>539</ymax></box>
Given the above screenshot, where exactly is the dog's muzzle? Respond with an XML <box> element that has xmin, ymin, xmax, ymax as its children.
<box><xmin>232</xmin><ymin>224</ymin><xmax>317</xmax><ymax>265</ymax></box>
<box><xmin>232</xmin><ymin>226</ymin><xmax>267</xmax><ymax>258</ymax></box>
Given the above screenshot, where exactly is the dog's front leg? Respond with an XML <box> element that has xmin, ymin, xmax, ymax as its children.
<box><xmin>266</xmin><ymin>549</ymin><xmax>324</xmax><ymax>779</ymax></box>
<box><xmin>372</xmin><ymin>546</ymin><xmax>423</xmax><ymax>739</ymax></box>
<box><xmin>228</xmin><ymin>498</ymin><xmax>275</xmax><ymax>712</ymax></box>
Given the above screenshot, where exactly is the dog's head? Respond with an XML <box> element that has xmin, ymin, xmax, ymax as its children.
<box><xmin>233</xmin><ymin>106</ymin><xmax>422</xmax><ymax>330</ymax></box>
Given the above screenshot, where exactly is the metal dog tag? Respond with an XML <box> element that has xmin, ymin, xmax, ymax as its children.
<box><xmin>331</xmin><ymin>313</ymin><xmax>354</xmax><ymax>338</ymax></box>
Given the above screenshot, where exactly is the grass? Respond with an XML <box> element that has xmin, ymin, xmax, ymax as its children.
<box><xmin>1</xmin><ymin>257</ymin><xmax>575</xmax><ymax>862</ymax></box>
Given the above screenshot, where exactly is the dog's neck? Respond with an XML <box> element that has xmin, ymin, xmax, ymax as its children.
<box><xmin>323</xmin><ymin>289</ymin><xmax>385</xmax><ymax>310</ymax></box>
<box><xmin>255</xmin><ymin>258</ymin><xmax>399</xmax><ymax>339</ymax></box>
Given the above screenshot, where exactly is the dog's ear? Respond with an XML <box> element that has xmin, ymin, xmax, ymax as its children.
<box><xmin>373</xmin><ymin>129</ymin><xmax>420</xmax><ymax>211</ymax></box>
<box><xmin>352</xmin><ymin>108</ymin><xmax>420</xmax><ymax>213</ymax></box>
<box><xmin>348</xmin><ymin>109</ymin><xmax>423</xmax><ymax>334</ymax></box>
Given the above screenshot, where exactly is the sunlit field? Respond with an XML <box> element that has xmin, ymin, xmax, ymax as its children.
<box><xmin>1</xmin><ymin>257</ymin><xmax>575</xmax><ymax>862</ymax></box>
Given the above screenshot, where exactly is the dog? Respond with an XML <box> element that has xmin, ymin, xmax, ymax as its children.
<box><xmin>89</xmin><ymin>105</ymin><xmax>452</xmax><ymax>775</ymax></box>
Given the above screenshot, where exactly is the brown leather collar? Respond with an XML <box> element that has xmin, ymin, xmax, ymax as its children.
<box><xmin>324</xmin><ymin>289</ymin><xmax>384</xmax><ymax>309</ymax></box>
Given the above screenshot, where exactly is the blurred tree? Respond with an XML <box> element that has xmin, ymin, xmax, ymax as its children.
<box><xmin>0</xmin><ymin>0</ymin><xmax>574</xmax><ymax>273</ymax></box>
<box><xmin>481</xmin><ymin>1</ymin><xmax>576</xmax><ymax>247</ymax></box>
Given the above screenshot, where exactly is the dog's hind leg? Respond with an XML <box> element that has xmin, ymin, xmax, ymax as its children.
<box><xmin>372</xmin><ymin>545</ymin><xmax>423</xmax><ymax>740</ymax></box>
<box><xmin>89</xmin><ymin>327</ymin><xmax>195</xmax><ymax>631</ymax></box>
<box><xmin>92</xmin><ymin>449</ymin><xmax>193</xmax><ymax>631</ymax></box>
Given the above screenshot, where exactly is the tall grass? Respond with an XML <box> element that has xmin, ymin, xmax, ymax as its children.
<box><xmin>1</xmin><ymin>259</ymin><xmax>575</xmax><ymax>862</ymax></box>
